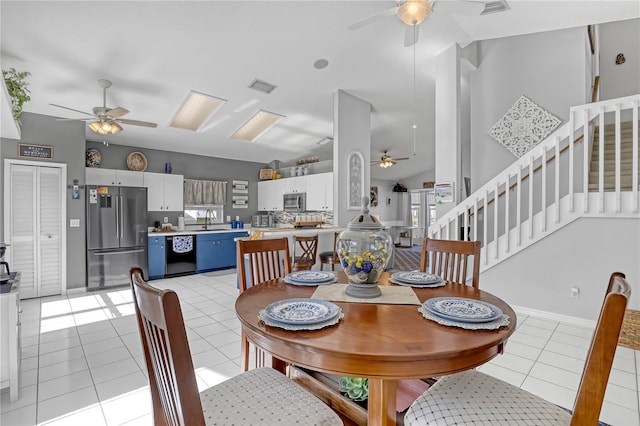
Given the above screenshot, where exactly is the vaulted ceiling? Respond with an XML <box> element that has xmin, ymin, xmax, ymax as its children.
<box><xmin>2</xmin><ymin>1</ymin><xmax>638</xmax><ymax>180</ymax></box>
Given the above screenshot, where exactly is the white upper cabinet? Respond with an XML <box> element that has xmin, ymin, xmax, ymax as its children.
<box><xmin>306</xmin><ymin>172</ymin><xmax>333</xmax><ymax>211</ymax></box>
<box><xmin>257</xmin><ymin>180</ymin><xmax>284</xmax><ymax>211</ymax></box>
<box><xmin>144</xmin><ymin>172</ymin><xmax>184</xmax><ymax>211</ymax></box>
<box><xmin>283</xmin><ymin>175</ymin><xmax>307</xmax><ymax>194</ymax></box>
<box><xmin>85</xmin><ymin>168</ymin><xmax>144</xmax><ymax>187</ymax></box>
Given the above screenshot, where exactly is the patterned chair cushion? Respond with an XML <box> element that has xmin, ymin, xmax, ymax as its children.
<box><xmin>404</xmin><ymin>370</ymin><xmax>571</xmax><ymax>425</ymax></box>
<box><xmin>201</xmin><ymin>367</ymin><xmax>343</xmax><ymax>425</ymax></box>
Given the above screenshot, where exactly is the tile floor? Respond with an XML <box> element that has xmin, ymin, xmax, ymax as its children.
<box><xmin>1</xmin><ymin>271</ymin><xmax>638</xmax><ymax>425</ymax></box>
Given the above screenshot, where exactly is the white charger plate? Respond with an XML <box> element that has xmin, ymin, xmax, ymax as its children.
<box><xmin>263</xmin><ymin>298</ymin><xmax>340</xmax><ymax>325</ymax></box>
<box><xmin>423</xmin><ymin>297</ymin><xmax>503</xmax><ymax>323</ymax></box>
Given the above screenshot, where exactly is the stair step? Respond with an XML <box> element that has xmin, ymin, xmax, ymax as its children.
<box><xmin>588</xmin><ymin>184</ymin><xmax>639</xmax><ymax>191</ymax></box>
<box><xmin>589</xmin><ymin>171</ymin><xmax>637</xmax><ymax>178</ymax></box>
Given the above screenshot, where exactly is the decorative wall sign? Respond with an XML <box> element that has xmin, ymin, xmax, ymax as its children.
<box><xmin>232</xmin><ymin>195</ymin><xmax>249</xmax><ymax>209</ymax></box>
<box><xmin>347</xmin><ymin>151</ymin><xmax>364</xmax><ymax>210</ymax></box>
<box><xmin>18</xmin><ymin>144</ymin><xmax>53</xmax><ymax>159</ymax></box>
<box><xmin>488</xmin><ymin>95</ymin><xmax>561</xmax><ymax>158</ymax></box>
<box><xmin>232</xmin><ymin>180</ymin><xmax>249</xmax><ymax>194</ymax></box>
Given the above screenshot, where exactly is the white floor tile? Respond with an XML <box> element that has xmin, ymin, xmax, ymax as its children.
<box><xmin>37</xmin><ymin>370</ymin><xmax>94</xmax><ymax>402</ymax></box>
<box><xmin>38</xmin><ymin>404</ymin><xmax>107</xmax><ymax>426</ymax></box>
<box><xmin>521</xmin><ymin>317</ymin><xmax>558</xmax><ymax>330</ymax></box>
<box><xmin>477</xmin><ymin>363</ymin><xmax>526</xmax><ymax>387</ymax></box>
<box><xmin>520</xmin><ymin>376</ymin><xmax>576</xmax><ymax>410</ymax></box>
<box><xmin>608</xmin><ymin>366</ymin><xmax>638</xmax><ymax>391</ymax></box>
<box><xmin>555</xmin><ymin>323</ymin><xmax>594</xmax><ymax>340</ymax></box>
<box><xmin>0</xmin><ymin>403</ymin><xmax>37</xmax><ymax>425</ymax></box>
<box><xmin>191</xmin><ymin>322</ymin><xmax>229</xmax><ymax>338</ymax></box>
<box><xmin>82</xmin><ymin>336</ymin><xmax>125</xmax><ymax>355</ymax></box>
<box><xmin>79</xmin><ymin>327</ymin><xmax>119</xmax><ymax>344</ymax></box>
<box><xmin>508</xmin><ymin>330</ymin><xmax>549</xmax><ymax>348</ymax></box>
<box><xmin>38</xmin><ymin>334</ymin><xmax>82</xmax><ymax>354</ymax></box>
<box><xmin>0</xmin><ymin>384</ymin><xmax>37</xmax><ymax>414</ymax></box>
<box><xmin>85</xmin><ymin>346</ymin><xmax>132</xmax><ymax>369</ymax></box>
<box><xmin>90</xmin><ymin>357</ymin><xmax>141</xmax><ymax>384</ymax></box>
<box><xmin>600</xmin><ymin>400</ymin><xmax>640</xmax><ymax>426</ymax></box>
<box><xmin>39</xmin><ymin>357</ymin><xmax>89</xmax><ymax>383</ymax></box>
<box><xmin>613</xmin><ymin>352</ymin><xmax>638</xmax><ymax>374</ymax></box>
<box><xmin>487</xmin><ymin>352</ymin><xmax>536</xmax><ymax>375</ymax></box>
<box><xmin>39</xmin><ymin>327</ymin><xmax>78</xmax><ymax>343</ymax></box>
<box><xmin>543</xmin><ymin>340</ymin><xmax>588</xmax><ymax>360</ymax></box>
<box><xmin>548</xmin><ymin>331</ymin><xmax>591</xmax><ymax>350</ymax></box>
<box><xmin>528</xmin><ymin>363</ymin><xmax>582</xmax><ymax>392</ymax></box>
<box><xmin>603</xmin><ymin>381</ymin><xmax>639</xmax><ymax>411</ymax></box>
<box><xmin>95</xmin><ymin>371</ymin><xmax>148</xmax><ymax>402</ymax></box>
<box><xmin>100</xmin><ymin>387</ymin><xmax>152</xmax><ymax>425</ymax></box>
<box><xmin>517</xmin><ymin>324</ymin><xmax>555</xmax><ymax>339</ymax></box>
<box><xmin>18</xmin><ymin>368</ymin><xmax>38</xmax><ymax>389</ymax></box>
<box><xmin>536</xmin><ymin>350</ymin><xmax>585</xmax><ymax>375</ymax></box>
<box><xmin>36</xmin><ymin>386</ymin><xmax>100</xmax><ymax>424</ymax></box>
<box><xmin>38</xmin><ymin>346</ymin><xmax>85</xmax><ymax>368</ymax></box>
<box><xmin>503</xmin><ymin>340</ymin><xmax>543</xmax><ymax>361</ymax></box>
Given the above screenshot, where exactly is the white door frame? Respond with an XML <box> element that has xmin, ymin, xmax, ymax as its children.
<box><xmin>3</xmin><ymin>158</ymin><xmax>67</xmax><ymax>295</ymax></box>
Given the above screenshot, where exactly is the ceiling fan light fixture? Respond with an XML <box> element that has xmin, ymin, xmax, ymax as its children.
<box><xmin>232</xmin><ymin>109</ymin><xmax>285</xmax><ymax>142</ymax></box>
<box><xmin>89</xmin><ymin>120</ymin><xmax>122</xmax><ymax>135</ymax></box>
<box><xmin>398</xmin><ymin>0</ymin><xmax>431</xmax><ymax>26</ymax></box>
<box><xmin>170</xmin><ymin>90</ymin><xmax>226</xmax><ymax>132</ymax></box>
<box><xmin>380</xmin><ymin>159</ymin><xmax>394</xmax><ymax>168</ymax></box>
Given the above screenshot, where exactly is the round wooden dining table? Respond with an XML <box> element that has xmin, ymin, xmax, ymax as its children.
<box><xmin>235</xmin><ymin>272</ymin><xmax>516</xmax><ymax>426</ymax></box>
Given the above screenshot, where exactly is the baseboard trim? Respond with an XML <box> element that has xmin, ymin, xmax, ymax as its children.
<box><xmin>512</xmin><ymin>305</ymin><xmax>597</xmax><ymax>329</ymax></box>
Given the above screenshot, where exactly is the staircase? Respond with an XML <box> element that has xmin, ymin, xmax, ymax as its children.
<box><xmin>589</xmin><ymin>121</ymin><xmax>640</xmax><ymax>191</ymax></box>
<box><xmin>428</xmin><ymin>95</ymin><xmax>640</xmax><ymax>273</ymax></box>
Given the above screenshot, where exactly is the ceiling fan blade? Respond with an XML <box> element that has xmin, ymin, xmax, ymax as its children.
<box><xmin>55</xmin><ymin>117</ymin><xmax>92</xmax><ymax>122</ymax></box>
<box><xmin>117</xmin><ymin>118</ymin><xmax>158</xmax><ymax>128</ymax></box>
<box><xmin>404</xmin><ymin>24</ymin><xmax>420</xmax><ymax>47</ymax></box>
<box><xmin>106</xmin><ymin>107</ymin><xmax>129</xmax><ymax>118</ymax></box>
<box><xmin>395</xmin><ymin>157</ymin><xmax>410</xmax><ymax>161</ymax></box>
<box><xmin>49</xmin><ymin>103</ymin><xmax>95</xmax><ymax>117</ymax></box>
<box><xmin>347</xmin><ymin>6</ymin><xmax>398</xmax><ymax>30</ymax></box>
<box><xmin>370</xmin><ymin>161</ymin><xmax>383</xmax><ymax>165</ymax></box>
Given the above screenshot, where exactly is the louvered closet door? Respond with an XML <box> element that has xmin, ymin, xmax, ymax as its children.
<box><xmin>9</xmin><ymin>164</ymin><xmax>63</xmax><ymax>299</ymax></box>
<box><xmin>38</xmin><ymin>167</ymin><xmax>62</xmax><ymax>297</ymax></box>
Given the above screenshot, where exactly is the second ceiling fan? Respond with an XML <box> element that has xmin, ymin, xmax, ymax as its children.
<box><xmin>371</xmin><ymin>151</ymin><xmax>410</xmax><ymax>168</ymax></box>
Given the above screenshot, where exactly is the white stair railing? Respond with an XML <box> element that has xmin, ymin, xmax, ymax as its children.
<box><xmin>428</xmin><ymin>94</ymin><xmax>639</xmax><ymax>271</ymax></box>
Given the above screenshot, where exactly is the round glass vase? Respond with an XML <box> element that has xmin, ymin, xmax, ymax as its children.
<box><xmin>337</xmin><ymin>196</ymin><xmax>393</xmax><ymax>298</ymax></box>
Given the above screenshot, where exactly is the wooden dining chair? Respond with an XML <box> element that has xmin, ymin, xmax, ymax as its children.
<box><xmin>319</xmin><ymin>231</ymin><xmax>341</xmax><ymax>271</ymax></box>
<box><xmin>130</xmin><ymin>267</ymin><xmax>342</xmax><ymax>426</ymax></box>
<box><xmin>404</xmin><ymin>272</ymin><xmax>631</xmax><ymax>426</ymax></box>
<box><xmin>419</xmin><ymin>237</ymin><xmax>481</xmax><ymax>288</ymax></box>
<box><xmin>236</xmin><ymin>238</ymin><xmax>291</xmax><ymax>371</ymax></box>
<box><xmin>291</xmin><ymin>234</ymin><xmax>319</xmax><ymax>271</ymax></box>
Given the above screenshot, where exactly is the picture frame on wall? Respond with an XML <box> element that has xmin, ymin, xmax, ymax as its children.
<box><xmin>435</xmin><ymin>182</ymin><xmax>454</xmax><ymax>204</ymax></box>
<box><xmin>370</xmin><ymin>186</ymin><xmax>378</xmax><ymax>207</ymax></box>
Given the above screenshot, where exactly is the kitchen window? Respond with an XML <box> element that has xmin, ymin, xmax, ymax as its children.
<box><xmin>184</xmin><ymin>206</ymin><xmax>224</xmax><ymax>224</ymax></box>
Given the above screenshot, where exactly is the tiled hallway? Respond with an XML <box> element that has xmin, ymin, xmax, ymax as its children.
<box><xmin>1</xmin><ymin>271</ymin><xmax>638</xmax><ymax>425</ymax></box>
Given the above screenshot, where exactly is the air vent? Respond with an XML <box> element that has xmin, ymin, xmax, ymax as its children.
<box><xmin>248</xmin><ymin>79</ymin><xmax>277</xmax><ymax>94</ymax></box>
<box><xmin>481</xmin><ymin>0</ymin><xmax>510</xmax><ymax>15</ymax></box>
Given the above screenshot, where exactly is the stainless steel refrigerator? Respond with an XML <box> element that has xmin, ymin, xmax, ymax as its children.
<box><xmin>86</xmin><ymin>186</ymin><xmax>148</xmax><ymax>289</ymax></box>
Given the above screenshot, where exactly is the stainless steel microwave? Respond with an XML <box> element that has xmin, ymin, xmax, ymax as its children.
<box><xmin>283</xmin><ymin>193</ymin><xmax>306</xmax><ymax>212</ymax></box>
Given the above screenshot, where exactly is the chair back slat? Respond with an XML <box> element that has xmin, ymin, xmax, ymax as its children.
<box><xmin>571</xmin><ymin>272</ymin><xmax>630</xmax><ymax>425</ymax></box>
<box><xmin>419</xmin><ymin>238</ymin><xmax>481</xmax><ymax>288</ymax></box>
<box><xmin>237</xmin><ymin>238</ymin><xmax>291</xmax><ymax>292</ymax></box>
<box><xmin>292</xmin><ymin>235</ymin><xmax>319</xmax><ymax>271</ymax></box>
<box><xmin>130</xmin><ymin>267</ymin><xmax>205</xmax><ymax>426</ymax></box>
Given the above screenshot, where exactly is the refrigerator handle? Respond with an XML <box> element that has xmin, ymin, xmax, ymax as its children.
<box><xmin>119</xmin><ymin>194</ymin><xmax>124</xmax><ymax>240</ymax></box>
<box><xmin>115</xmin><ymin>194</ymin><xmax>119</xmax><ymax>240</ymax></box>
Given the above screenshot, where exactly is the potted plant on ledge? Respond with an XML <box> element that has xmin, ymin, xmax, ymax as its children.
<box><xmin>2</xmin><ymin>68</ymin><xmax>31</xmax><ymax>124</ymax></box>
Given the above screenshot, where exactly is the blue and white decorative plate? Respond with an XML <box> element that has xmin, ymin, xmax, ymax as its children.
<box><xmin>392</xmin><ymin>271</ymin><xmax>442</xmax><ymax>285</ymax></box>
<box><xmin>284</xmin><ymin>276</ymin><xmax>337</xmax><ymax>286</ymax></box>
<box><xmin>264</xmin><ymin>298</ymin><xmax>341</xmax><ymax>325</ymax></box>
<box><xmin>389</xmin><ymin>277</ymin><xmax>445</xmax><ymax>288</ymax></box>
<box><xmin>259</xmin><ymin>310</ymin><xmax>344</xmax><ymax>331</ymax></box>
<box><xmin>286</xmin><ymin>271</ymin><xmax>336</xmax><ymax>283</ymax></box>
<box><xmin>423</xmin><ymin>297</ymin><xmax>503</xmax><ymax>323</ymax></box>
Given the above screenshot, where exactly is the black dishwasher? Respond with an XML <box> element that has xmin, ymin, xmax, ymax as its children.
<box><xmin>166</xmin><ymin>235</ymin><xmax>197</xmax><ymax>277</ymax></box>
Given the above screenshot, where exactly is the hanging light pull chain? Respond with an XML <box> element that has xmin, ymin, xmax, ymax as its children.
<box><xmin>412</xmin><ymin>22</ymin><xmax>417</xmax><ymax>156</ymax></box>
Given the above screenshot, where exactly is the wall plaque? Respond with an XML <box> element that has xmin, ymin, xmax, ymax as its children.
<box><xmin>18</xmin><ymin>144</ymin><xmax>53</xmax><ymax>160</ymax></box>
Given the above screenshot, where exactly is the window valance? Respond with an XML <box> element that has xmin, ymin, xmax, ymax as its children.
<box><xmin>184</xmin><ymin>179</ymin><xmax>227</xmax><ymax>205</ymax></box>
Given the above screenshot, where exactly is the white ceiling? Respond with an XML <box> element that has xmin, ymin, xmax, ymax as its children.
<box><xmin>2</xmin><ymin>1</ymin><xmax>638</xmax><ymax>181</ymax></box>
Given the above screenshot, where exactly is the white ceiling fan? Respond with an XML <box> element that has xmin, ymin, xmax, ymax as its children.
<box><xmin>348</xmin><ymin>0</ymin><xmax>507</xmax><ymax>46</ymax></box>
<box><xmin>371</xmin><ymin>151</ymin><xmax>410</xmax><ymax>168</ymax></box>
<box><xmin>50</xmin><ymin>79</ymin><xmax>157</xmax><ymax>136</ymax></box>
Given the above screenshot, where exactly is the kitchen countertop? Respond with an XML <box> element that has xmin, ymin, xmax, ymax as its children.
<box><xmin>148</xmin><ymin>229</ymin><xmax>250</xmax><ymax>237</ymax></box>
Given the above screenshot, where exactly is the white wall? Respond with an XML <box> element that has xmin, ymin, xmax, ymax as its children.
<box><xmin>480</xmin><ymin>217</ymin><xmax>640</xmax><ymax>320</ymax></box>
<box><xmin>599</xmin><ymin>18</ymin><xmax>640</xmax><ymax>100</ymax></box>
<box><xmin>470</xmin><ymin>27</ymin><xmax>587</xmax><ymax>191</ymax></box>
<box><xmin>369</xmin><ymin>178</ymin><xmax>397</xmax><ymax>221</ymax></box>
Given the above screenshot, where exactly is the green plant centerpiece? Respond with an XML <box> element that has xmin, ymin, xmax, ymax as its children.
<box><xmin>2</xmin><ymin>68</ymin><xmax>31</xmax><ymax>122</ymax></box>
<box><xmin>337</xmin><ymin>196</ymin><xmax>393</xmax><ymax>298</ymax></box>
<box><xmin>339</xmin><ymin>376</ymin><xmax>369</xmax><ymax>402</ymax></box>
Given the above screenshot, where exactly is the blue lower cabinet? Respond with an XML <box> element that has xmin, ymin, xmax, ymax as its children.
<box><xmin>148</xmin><ymin>236</ymin><xmax>166</xmax><ymax>279</ymax></box>
<box><xmin>196</xmin><ymin>232</ymin><xmax>247</xmax><ymax>273</ymax></box>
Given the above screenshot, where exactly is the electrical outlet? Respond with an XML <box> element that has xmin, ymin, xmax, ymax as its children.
<box><xmin>571</xmin><ymin>287</ymin><xmax>580</xmax><ymax>298</ymax></box>
<box><xmin>163</xmin><ymin>217</ymin><xmax>169</xmax><ymax>223</ymax></box>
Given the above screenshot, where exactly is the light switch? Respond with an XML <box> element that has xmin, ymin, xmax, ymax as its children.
<box><xmin>70</xmin><ymin>219</ymin><xmax>80</xmax><ymax>228</ymax></box>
